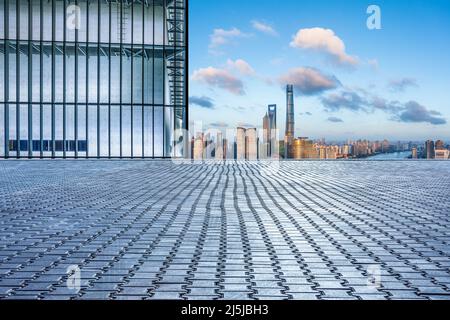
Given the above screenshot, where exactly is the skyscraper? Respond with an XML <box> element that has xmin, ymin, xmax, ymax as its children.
<box><xmin>0</xmin><ymin>0</ymin><xmax>187</xmax><ymax>159</ymax></box>
<box><xmin>215</xmin><ymin>131</ymin><xmax>224</xmax><ymax>160</ymax></box>
<box><xmin>289</xmin><ymin>137</ymin><xmax>315</xmax><ymax>159</ymax></box>
<box><xmin>268</xmin><ymin>104</ymin><xmax>277</xmax><ymax>157</ymax></box>
<box><xmin>263</xmin><ymin>113</ymin><xmax>269</xmax><ymax>145</ymax></box>
<box><xmin>412</xmin><ymin>147</ymin><xmax>418</xmax><ymax>159</ymax></box>
<box><xmin>284</xmin><ymin>85</ymin><xmax>294</xmax><ymax>158</ymax></box>
<box><xmin>425</xmin><ymin>140</ymin><xmax>435</xmax><ymax>159</ymax></box>
<box><xmin>262</xmin><ymin>112</ymin><xmax>269</xmax><ymax>159</ymax></box>
<box><xmin>236</xmin><ymin>127</ymin><xmax>246</xmax><ymax>160</ymax></box>
<box><xmin>193</xmin><ymin>133</ymin><xmax>204</xmax><ymax>160</ymax></box>
<box><xmin>246</xmin><ymin>128</ymin><xmax>258</xmax><ymax>160</ymax></box>
<box><xmin>435</xmin><ymin>140</ymin><xmax>445</xmax><ymax>150</ymax></box>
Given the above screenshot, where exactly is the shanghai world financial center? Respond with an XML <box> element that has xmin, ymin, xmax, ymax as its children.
<box><xmin>0</xmin><ymin>0</ymin><xmax>187</xmax><ymax>158</ymax></box>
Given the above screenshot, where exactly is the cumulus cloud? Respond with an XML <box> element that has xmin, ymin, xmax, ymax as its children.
<box><xmin>209</xmin><ymin>28</ymin><xmax>249</xmax><ymax>54</ymax></box>
<box><xmin>189</xmin><ymin>96</ymin><xmax>215</xmax><ymax>109</ymax></box>
<box><xmin>290</xmin><ymin>27</ymin><xmax>359</xmax><ymax>67</ymax></box>
<box><xmin>321</xmin><ymin>90</ymin><xmax>367</xmax><ymax>112</ymax></box>
<box><xmin>327</xmin><ymin>116</ymin><xmax>344</xmax><ymax>123</ymax></box>
<box><xmin>192</xmin><ymin>67</ymin><xmax>245</xmax><ymax>95</ymax></box>
<box><xmin>395</xmin><ymin>101</ymin><xmax>446</xmax><ymax>125</ymax></box>
<box><xmin>321</xmin><ymin>89</ymin><xmax>446</xmax><ymax>125</ymax></box>
<box><xmin>387</xmin><ymin>78</ymin><xmax>418</xmax><ymax>92</ymax></box>
<box><xmin>279</xmin><ymin>67</ymin><xmax>340</xmax><ymax>96</ymax></box>
<box><xmin>251</xmin><ymin>20</ymin><xmax>278</xmax><ymax>36</ymax></box>
<box><xmin>321</xmin><ymin>90</ymin><xmax>403</xmax><ymax>114</ymax></box>
<box><xmin>226</xmin><ymin>59</ymin><xmax>255</xmax><ymax>76</ymax></box>
<box><xmin>300</xmin><ymin>111</ymin><xmax>313</xmax><ymax>116</ymax></box>
<box><xmin>370</xmin><ymin>96</ymin><xmax>403</xmax><ymax>114</ymax></box>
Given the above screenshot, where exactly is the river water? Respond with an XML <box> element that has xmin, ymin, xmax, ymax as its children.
<box><xmin>366</xmin><ymin>151</ymin><xmax>412</xmax><ymax>160</ymax></box>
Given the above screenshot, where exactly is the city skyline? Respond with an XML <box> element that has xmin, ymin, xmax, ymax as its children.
<box><xmin>187</xmin><ymin>84</ymin><xmax>449</xmax><ymax>160</ymax></box>
<box><xmin>189</xmin><ymin>0</ymin><xmax>450</xmax><ymax>141</ymax></box>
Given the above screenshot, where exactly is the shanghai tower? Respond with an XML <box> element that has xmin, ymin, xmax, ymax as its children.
<box><xmin>285</xmin><ymin>85</ymin><xmax>295</xmax><ymax>157</ymax></box>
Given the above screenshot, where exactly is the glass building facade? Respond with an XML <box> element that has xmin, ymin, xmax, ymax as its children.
<box><xmin>0</xmin><ymin>0</ymin><xmax>187</xmax><ymax>158</ymax></box>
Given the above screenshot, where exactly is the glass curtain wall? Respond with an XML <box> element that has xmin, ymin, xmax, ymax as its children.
<box><xmin>0</xmin><ymin>0</ymin><xmax>187</xmax><ymax>158</ymax></box>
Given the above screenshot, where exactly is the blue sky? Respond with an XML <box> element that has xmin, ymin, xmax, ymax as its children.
<box><xmin>189</xmin><ymin>0</ymin><xmax>450</xmax><ymax>141</ymax></box>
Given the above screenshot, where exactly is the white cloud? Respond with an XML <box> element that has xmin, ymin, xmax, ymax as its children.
<box><xmin>191</xmin><ymin>67</ymin><xmax>245</xmax><ymax>95</ymax></box>
<box><xmin>290</xmin><ymin>27</ymin><xmax>359</xmax><ymax>67</ymax></box>
<box><xmin>226</xmin><ymin>59</ymin><xmax>255</xmax><ymax>76</ymax></box>
<box><xmin>387</xmin><ymin>77</ymin><xmax>418</xmax><ymax>92</ymax></box>
<box><xmin>279</xmin><ymin>67</ymin><xmax>341</xmax><ymax>95</ymax></box>
<box><xmin>251</xmin><ymin>20</ymin><xmax>278</xmax><ymax>36</ymax></box>
<box><xmin>209</xmin><ymin>28</ymin><xmax>249</xmax><ymax>54</ymax></box>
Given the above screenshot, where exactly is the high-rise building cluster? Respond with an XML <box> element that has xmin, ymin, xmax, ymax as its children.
<box><xmin>281</xmin><ymin>85</ymin><xmax>397</xmax><ymax>160</ymax></box>
<box><xmin>189</xmin><ymin>103</ymin><xmax>279</xmax><ymax>160</ymax></box>
<box><xmin>422</xmin><ymin>140</ymin><xmax>449</xmax><ymax>159</ymax></box>
<box><xmin>189</xmin><ymin>84</ymin><xmax>448</xmax><ymax>161</ymax></box>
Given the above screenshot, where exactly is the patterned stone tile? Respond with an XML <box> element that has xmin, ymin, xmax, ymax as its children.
<box><xmin>0</xmin><ymin>160</ymin><xmax>449</xmax><ymax>300</ymax></box>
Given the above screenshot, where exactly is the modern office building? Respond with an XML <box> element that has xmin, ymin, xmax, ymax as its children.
<box><xmin>192</xmin><ymin>132</ymin><xmax>203</xmax><ymax>160</ymax></box>
<box><xmin>235</xmin><ymin>127</ymin><xmax>246</xmax><ymax>160</ymax></box>
<box><xmin>0</xmin><ymin>0</ymin><xmax>187</xmax><ymax>158</ymax></box>
<box><xmin>268</xmin><ymin>104</ymin><xmax>276</xmax><ymax>131</ymax></box>
<box><xmin>235</xmin><ymin>126</ymin><xmax>258</xmax><ymax>160</ymax></box>
<box><xmin>215</xmin><ymin>131</ymin><xmax>223</xmax><ymax>160</ymax></box>
<box><xmin>425</xmin><ymin>140</ymin><xmax>435</xmax><ymax>159</ymax></box>
<box><xmin>262</xmin><ymin>112</ymin><xmax>269</xmax><ymax>158</ymax></box>
<box><xmin>284</xmin><ymin>85</ymin><xmax>294</xmax><ymax>158</ymax></box>
<box><xmin>411</xmin><ymin>147</ymin><xmax>418</xmax><ymax>159</ymax></box>
<box><xmin>289</xmin><ymin>137</ymin><xmax>316</xmax><ymax>159</ymax></box>
<box><xmin>263</xmin><ymin>112</ymin><xmax>268</xmax><ymax>143</ymax></box>
<box><xmin>434</xmin><ymin>148</ymin><xmax>449</xmax><ymax>160</ymax></box>
<box><xmin>245</xmin><ymin>127</ymin><xmax>257</xmax><ymax>160</ymax></box>
<box><xmin>267</xmin><ymin>104</ymin><xmax>277</xmax><ymax>157</ymax></box>
<box><xmin>435</xmin><ymin>140</ymin><xmax>445</xmax><ymax>150</ymax></box>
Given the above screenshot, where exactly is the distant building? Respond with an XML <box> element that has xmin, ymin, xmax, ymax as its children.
<box><xmin>381</xmin><ymin>139</ymin><xmax>390</xmax><ymax>153</ymax></box>
<box><xmin>412</xmin><ymin>147</ymin><xmax>418</xmax><ymax>159</ymax></box>
<box><xmin>319</xmin><ymin>146</ymin><xmax>326</xmax><ymax>159</ymax></box>
<box><xmin>434</xmin><ymin>140</ymin><xmax>448</xmax><ymax>160</ymax></box>
<box><xmin>435</xmin><ymin>140</ymin><xmax>445</xmax><ymax>150</ymax></box>
<box><xmin>326</xmin><ymin>146</ymin><xmax>339</xmax><ymax>159</ymax></box>
<box><xmin>235</xmin><ymin>127</ymin><xmax>258</xmax><ymax>160</ymax></box>
<box><xmin>284</xmin><ymin>85</ymin><xmax>295</xmax><ymax>158</ymax></box>
<box><xmin>268</xmin><ymin>104</ymin><xmax>277</xmax><ymax>157</ymax></box>
<box><xmin>193</xmin><ymin>133</ymin><xmax>204</xmax><ymax>160</ymax></box>
<box><xmin>236</xmin><ymin>127</ymin><xmax>246</xmax><ymax>160</ymax></box>
<box><xmin>223</xmin><ymin>139</ymin><xmax>229</xmax><ymax>159</ymax></box>
<box><xmin>263</xmin><ymin>113</ymin><xmax>269</xmax><ymax>144</ymax></box>
<box><xmin>289</xmin><ymin>137</ymin><xmax>316</xmax><ymax>159</ymax></box>
<box><xmin>259</xmin><ymin>143</ymin><xmax>268</xmax><ymax>160</ymax></box>
<box><xmin>435</xmin><ymin>149</ymin><xmax>449</xmax><ymax>160</ymax></box>
<box><xmin>262</xmin><ymin>113</ymin><xmax>270</xmax><ymax>159</ymax></box>
<box><xmin>246</xmin><ymin>128</ymin><xmax>258</xmax><ymax>160</ymax></box>
<box><xmin>342</xmin><ymin>144</ymin><xmax>350</xmax><ymax>156</ymax></box>
<box><xmin>215</xmin><ymin>132</ymin><xmax>224</xmax><ymax>160</ymax></box>
<box><xmin>204</xmin><ymin>133</ymin><xmax>212</xmax><ymax>159</ymax></box>
<box><xmin>425</xmin><ymin>140</ymin><xmax>435</xmax><ymax>159</ymax></box>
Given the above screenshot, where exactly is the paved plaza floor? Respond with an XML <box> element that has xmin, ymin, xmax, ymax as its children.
<box><xmin>0</xmin><ymin>160</ymin><xmax>449</xmax><ymax>300</ymax></box>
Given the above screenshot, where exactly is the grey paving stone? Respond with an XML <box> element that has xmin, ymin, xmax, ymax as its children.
<box><xmin>0</xmin><ymin>160</ymin><xmax>449</xmax><ymax>300</ymax></box>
